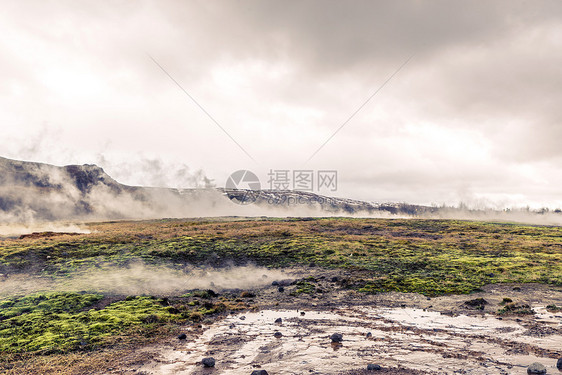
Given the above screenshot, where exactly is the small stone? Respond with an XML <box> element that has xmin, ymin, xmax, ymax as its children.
<box><xmin>365</xmin><ymin>332</ymin><xmax>372</xmax><ymax>338</ymax></box>
<box><xmin>300</xmin><ymin>311</ymin><xmax>306</xmax><ymax>316</ymax></box>
<box><xmin>274</xmin><ymin>318</ymin><xmax>282</xmax><ymax>324</ymax></box>
<box><xmin>251</xmin><ymin>370</ymin><xmax>269</xmax><ymax>375</ymax></box>
<box><xmin>277</xmin><ymin>279</ymin><xmax>295</xmax><ymax>286</ymax></box>
<box><xmin>330</xmin><ymin>333</ymin><xmax>343</xmax><ymax>343</ymax></box>
<box><xmin>240</xmin><ymin>316</ymin><xmax>246</xmax><ymax>320</ymax></box>
<box><xmin>557</xmin><ymin>357</ymin><xmax>562</xmax><ymax>370</ymax></box>
<box><xmin>527</xmin><ymin>362</ymin><xmax>547</xmax><ymax>374</ymax></box>
<box><xmin>367</xmin><ymin>364</ymin><xmax>382</xmax><ymax>371</ymax></box>
<box><xmin>278</xmin><ymin>286</ymin><xmax>285</xmax><ymax>293</ymax></box>
<box><xmin>202</xmin><ymin>357</ymin><xmax>215</xmax><ymax>367</ymax></box>
<box><xmin>274</xmin><ymin>331</ymin><xmax>283</xmax><ymax>338</ymax></box>
<box><xmin>331</xmin><ymin>276</ymin><xmax>339</xmax><ymax>282</ymax></box>
<box><xmin>177</xmin><ymin>333</ymin><xmax>187</xmax><ymax>340</ymax></box>
<box><xmin>272</xmin><ymin>281</ymin><xmax>279</xmax><ymax>286</ymax></box>
<box><xmin>464</xmin><ymin>298</ymin><xmax>488</xmax><ymax>310</ymax></box>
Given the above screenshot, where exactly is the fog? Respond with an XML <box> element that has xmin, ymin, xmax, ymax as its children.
<box><xmin>0</xmin><ymin>262</ymin><xmax>287</xmax><ymax>297</ymax></box>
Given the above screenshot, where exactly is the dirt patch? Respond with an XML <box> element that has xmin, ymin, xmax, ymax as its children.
<box><xmin>124</xmin><ymin>273</ymin><xmax>562</xmax><ymax>375</ymax></box>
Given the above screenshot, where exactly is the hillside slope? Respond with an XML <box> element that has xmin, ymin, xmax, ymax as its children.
<box><xmin>0</xmin><ymin>156</ymin><xmax>425</xmax><ymax>223</ymax></box>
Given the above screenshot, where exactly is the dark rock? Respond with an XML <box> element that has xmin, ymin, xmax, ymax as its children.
<box><xmin>274</xmin><ymin>331</ymin><xmax>283</xmax><ymax>338</ymax></box>
<box><xmin>464</xmin><ymin>298</ymin><xmax>488</xmax><ymax>310</ymax></box>
<box><xmin>274</xmin><ymin>318</ymin><xmax>282</xmax><ymax>324</ymax></box>
<box><xmin>272</xmin><ymin>281</ymin><xmax>279</xmax><ymax>286</ymax></box>
<box><xmin>527</xmin><ymin>362</ymin><xmax>546</xmax><ymax>374</ymax></box>
<box><xmin>513</xmin><ymin>287</ymin><xmax>522</xmax><ymax>292</ymax></box>
<box><xmin>331</xmin><ymin>276</ymin><xmax>339</xmax><ymax>282</ymax></box>
<box><xmin>365</xmin><ymin>332</ymin><xmax>372</xmax><ymax>338</ymax></box>
<box><xmin>276</xmin><ymin>279</ymin><xmax>295</xmax><ymax>286</ymax></box>
<box><xmin>202</xmin><ymin>357</ymin><xmax>215</xmax><ymax>367</ymax></box>
<box><xmin>278</xmin><ymin>286</ymin><xmax>285</xmax><ymax>293</ymax></box>
<box><xmin>367</xmin><ymin>364</ymin><xmax>382</xmax><ymax>371</ymax></box>
<box><xmin>177</xmin><ymin>333</ymin><xmax>187</xmax><ymax>340</ymax></box>
<box><xmin>251</xmin><ymin>371</ymin><xmax>269</xmax><ymax>375</ymax></box>
<box><xmin>557</xmin><ymin>357</ymin><xmax>562</xmax><ymax>370</ymax></box>
<box><xmin>330</xmin><ymin>333</ymin><xmax>343</xmax><ymax>343</ymax></box>
<box><xmin>240</xmin><ymin>316</ymin><xmax>246</xmax><ymax>320</ymax></box>
<box><xmin>300</xmin><ymin>311</ymin><xmax>306</xmax><ymax>316</ymax></box>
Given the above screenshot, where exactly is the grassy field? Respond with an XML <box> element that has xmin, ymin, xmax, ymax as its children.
<box><xmin>0</xmin><ymin>217</ymin><xmax>561</xmax><ymax>371</ymax></box>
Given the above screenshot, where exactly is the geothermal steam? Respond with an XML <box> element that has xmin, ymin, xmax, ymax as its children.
<box><xmin>0</xmin><ymin>262</ymin><xmax>287</xmax><ymax>296</ymax></box>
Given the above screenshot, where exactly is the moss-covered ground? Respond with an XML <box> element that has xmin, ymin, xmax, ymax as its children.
<box><xmin>4</xmin><ymin>218</ymin><xmax>560</xmax><ymax>295</ymax></box>
<box><xmin>0</xmin><ymin>217</ymin><xmax>560</xmax><ymax>372</ymax></box>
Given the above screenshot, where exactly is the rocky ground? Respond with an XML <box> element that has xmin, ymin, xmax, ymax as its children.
<box><xmin>120</xmin><ymin>268</ymin><xmax>562</xmax><ymax>375</ymax></box>
<box><xmin>1</xmin><ymin>218</ymin><xmax>561</xmax><ymax>374</ymax></box>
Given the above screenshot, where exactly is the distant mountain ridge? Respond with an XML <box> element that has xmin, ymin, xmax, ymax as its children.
<box><xmin>0</xmin><ymin>156</ymin><xmax>434</xmax><ymax>223</ymax></box>
<box><xmin>1</xmin><ymin>156</ymin><xmax>558</xmax><ymax>225</ymax></box>
<box><xmin>0</xmin><ymin>157</ymin><xmax>123</xmax><ymax>193</ymax></box>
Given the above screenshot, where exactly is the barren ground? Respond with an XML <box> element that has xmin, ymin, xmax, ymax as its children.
<box><xmin>0</xmin><ymin>218</ymin><xmax>561</xmax><ymax>374</ymax></box>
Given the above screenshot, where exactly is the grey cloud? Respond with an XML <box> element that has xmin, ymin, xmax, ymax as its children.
<box><xmin>1</xmin><ymin>1</ymin><xmax>561</xmax><ymax>208</ymax></box>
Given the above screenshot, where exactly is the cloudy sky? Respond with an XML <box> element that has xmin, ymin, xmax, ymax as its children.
<box><xmin>1</xmin><ymin>0</ymin><xmax>561</xmax><ymax>208</ymax></box>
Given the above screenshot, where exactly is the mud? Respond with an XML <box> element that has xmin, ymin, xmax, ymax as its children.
<box><xmin>125</xmin><ymin>270</ymin><xmax>562</xmax><ymax>375</ymax></box>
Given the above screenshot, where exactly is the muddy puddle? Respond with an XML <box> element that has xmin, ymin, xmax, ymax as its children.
<box><xmin>136</xmin><ymin>305</ymin><xmax>562</xmax><ymax>375</ymax></box>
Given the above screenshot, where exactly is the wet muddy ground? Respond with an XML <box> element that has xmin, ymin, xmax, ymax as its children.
<box><xmin>125</xmin><ymin>270</ymin><xmax>562</xmax><ymax>375</ymax></box>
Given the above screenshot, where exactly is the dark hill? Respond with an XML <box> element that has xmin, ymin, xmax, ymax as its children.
<box><xmin>0</xmin><ymin>156</ymin><xmax>434</xmax><ymax>223</ymax></box>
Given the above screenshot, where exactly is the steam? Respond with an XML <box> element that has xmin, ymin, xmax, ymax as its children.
<box><xmin>0</xmin><ymin>223</ymin><xmax>90</xmax><ymax>237</ymax></box>
<box><xmin>422</xmin><ymin>207</ymin><xmax>562</xmax><ymax>226</ymax></box>
<box><xmin>0</xmin><ymin>262</ymin><xmax>287</xmax><ymax>297</ymax></box>
<box><xmin>95</xmin><ymin>155</ymin><xmax>216</xmax><ymax>189</ymax></box>
<box><xmin>1</xmin><ymin>156</ymin><xmax>561</xmax><ymax>227</ymax></box>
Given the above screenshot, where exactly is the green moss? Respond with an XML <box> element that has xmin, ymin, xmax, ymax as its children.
<box><xmin>1</xmin><ymin>218</ymin><xmax>561</xmax><ymax>298</ymax></box>
<box><xmin>497</xmin><ymin>303</ymin><xmax>535</xmax><ymax>315</ymax></box>
<box><xmin>0</xmin><ymin>293</ymin><xmax>181</xmax><ymax>353</ymax></box>
<box><xmin>290</xmin><ymin>280</ymin><xmax>316</xmax><ymax>295</ymax></box>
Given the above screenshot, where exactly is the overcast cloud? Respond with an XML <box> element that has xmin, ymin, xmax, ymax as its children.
<box><xmin>1</xmin><ymin>0</ymin><xmax>561</xmax><ymax>208</ymax></box>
